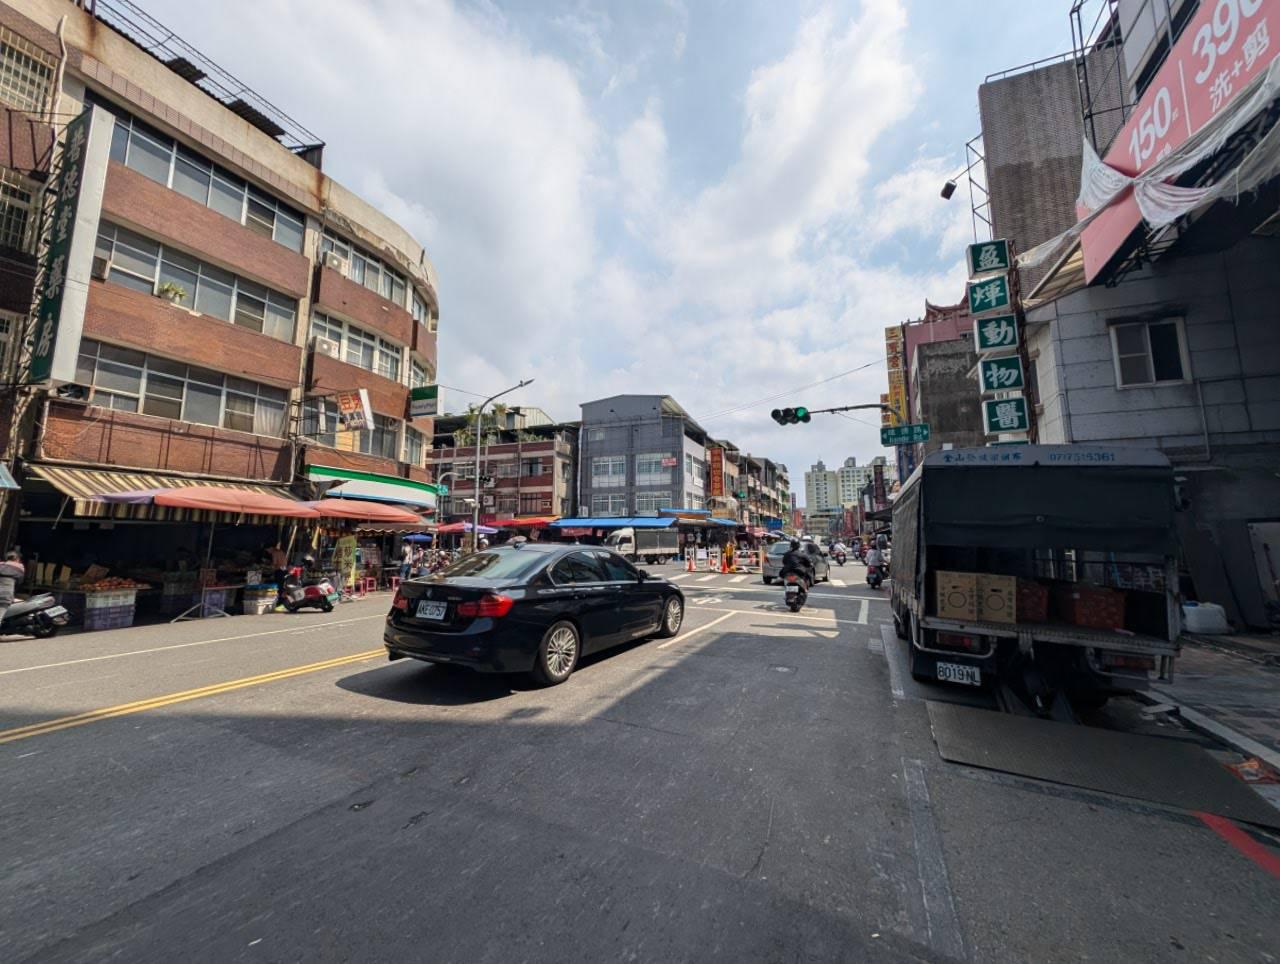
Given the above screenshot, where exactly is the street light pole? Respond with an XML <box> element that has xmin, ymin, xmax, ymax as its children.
<box><xmin>471</xmin><ymin>378</ymin><xmax>534</xmax><ymax>550</ymax></box>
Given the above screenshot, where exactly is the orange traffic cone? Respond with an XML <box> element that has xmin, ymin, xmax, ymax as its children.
<box><xmin>720</xmin><ymin>554</ymin><xmax>729</xmax><ymax>574</ymax></box>
<box><xmin>686</xmin><ymin>553</ymin><xmax>695</xmax><ymax>572</ymax></box>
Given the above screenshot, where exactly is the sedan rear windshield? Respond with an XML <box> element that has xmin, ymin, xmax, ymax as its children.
<box><xmin>439</xmin><ymin>548</ymin><xmax>546</xmax><ymax>580</ymax></box>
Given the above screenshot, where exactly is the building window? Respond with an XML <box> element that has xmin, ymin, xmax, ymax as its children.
<box><xmin>498</xmin><ymin>496</ymin><xmax>518</xmax><ymax>513</ymax></box>
<box><xmin>1110</xmin><ymin>319</ymin><xmax>1189</xmax><ymax>387</ymax></box>
<box><xmin>634</xmin><ymin>491</ymin><xmax>669</xmax><ymax>515</ymax></box>
<box><xmin>410</xmin><ymin>360</ymin><xmax>430</xmax><ymax>389</ymax></box>
<box><xmin>591</xmin><ymin>494</ymin><xmax>626</xmax><ymax>517</ymax></box>
<box><xmin>404</xmin><ymin>426</ymin><xmax>424</xmax><ymax>466</ymax></box>
<box><xmin>101</xmin><ymin>107</ymin><xmax>305</xmax><ymax>253</ymax></box>
<box><xmin>591</xmin><ymin>455</ymin><xmax>626</xmax><ymax>487</ymax></box>
<box><xmin>519</xmin><ymin>493</ymin><xmax>542</xmax><ymax>515</ymax></box>
<box><xmin>494</xmin><ymin>461</ymin><xmax>518</xmax><ymax>477</ymax></box>
<box><xmin>310</xmin><ymin>312</ymin><xmax>404</xmax><ymax>382</ymax></box>
<box><xmin>0</xmin><ymin>169</ymin><xmax>37</xmax><ymax>252</ymax></box>
<box><xmin>411</xmin><ymin>291</ymin><xmax>436</xmax><ymax>330</ymax></box>
<box><xmin>320</xmin><ymin>230</ymin><xmax>408</xmax><ymax>307</ymax></box>
<box><xmin>0</xmin><ymin>28</ymin><xmax>54</xmax><ymax>113</ymax></box>
<box><xmin>76</xmin><ymin>338</ymin><xmax>287</xmax><ymax>436</ymax></box>
<box><xmin>522</xmin><ymin>458</ymin><xmax>543</xmax><ymax>477</ymax></box>
<box><xmin>96</xmin><ymin>223</ymin><xmax>297</xmax><ymax>341</ymax></box>
<box><xmin>587</xmin><ymin>428</ymin><xmax>605</xmax><ymax>442</ymax></box>
<box><xmin>0</xmin><ymin>311</ymin><xmax>18</xmax><ymax>378</ymax></box>
<box><xmin>357</xmin><ymin>414</ymin><xmax>399</xmax><ymax>460</ymax></box>
<box><xmin>301</xmin><ymin>397</ymin><xmax>338</xmax><ymax>447</ymax></box>
<box><xmin>635</xmin><ymin>453</ymin><xmax>672</xmax><ymax>486</ymax></box>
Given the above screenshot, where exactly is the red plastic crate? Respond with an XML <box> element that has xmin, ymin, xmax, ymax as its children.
<box><xmin>1053</xmin><ymin>586</ymin><xmax>1125</xmax><ymax>630</ymax></box>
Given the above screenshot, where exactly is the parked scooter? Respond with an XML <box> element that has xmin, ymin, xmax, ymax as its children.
<box><xmin>781</xmin><ymin>568</ymin><xmax>810</xmax><ymax>612</ymax></box>
<box><xmin>1</xmin><ymin>594</ymin><xmax>69</xmax><ymax>638</ymax></box>
<box><xmin>280</xmin><ymin>559</ymin><xmax>338</xmax><ymax>613</ymax></box>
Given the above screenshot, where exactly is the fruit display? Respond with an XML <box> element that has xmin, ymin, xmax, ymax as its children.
<box><xmin>80</xmin><ymin>577</ymin><xmax>151</xmax><ymax>591</ymax></box>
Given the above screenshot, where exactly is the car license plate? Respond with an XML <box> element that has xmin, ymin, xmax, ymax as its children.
<box><xmin>416</xmin><ymin>600</ymin><xmax>447</xmax><ymax>620</ymax></box>
<box><xmin>936</xmin><ymin>662</ymin><xmax>981</xmax><ymax>686</ymax></box>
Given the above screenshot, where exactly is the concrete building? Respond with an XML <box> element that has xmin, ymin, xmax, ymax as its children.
<box><xmin>0</xmin><ymin>0</ymin><xmax>441</xmax><ymax>548</ymax></box>
<box><xmin>577</xmin><ymin>395</ymin><xmax>709</xmax><ymax>518</ymax></box>
<box><xmin>986</xmin><ymin>0</ymin><xmax>1280</xmax><ymax>627</ymax></box>
<box><xmin>836</xmin><ymin>456</ymin><xmax>893</xmax><ymax>506</ymax></box>
<box><xmin>429</xmin><ymin>408</ymin><xmax>577</xmax><ymax>523</ymax></box>
<box><xmin>804</xmin><ymin>460</ymin><xmax>838</xmax><ymax>511</ymax></box>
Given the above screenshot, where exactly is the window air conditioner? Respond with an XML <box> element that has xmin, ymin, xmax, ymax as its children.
<box><xmin>482</xmin><ymin>494</ymin><xmax>495</xmax><ymax>508</ymax></box>
<box><xmin>311</xmin><ymin>336</ymin><xmax>341</xmax><ymax>359</ymax></box>
<box><xmin>91</xmin><ymin>256</ymin><xmax>111</xmax><ymax>281</ymax></box>
<box><xmin>321</xmin><ymin>251</ymin><xmax>347</xmax><ymax>273</ymax></box>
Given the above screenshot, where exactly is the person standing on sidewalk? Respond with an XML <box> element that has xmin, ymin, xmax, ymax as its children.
<box><xmin>0</xmin><ymin>549</ymin><xmax>26</xmax><ymax>626</ymax></box>
<box><xmin>399</xmin><ymin>542</ymin><xmax>413</xmax><ymax>583</ymax></box>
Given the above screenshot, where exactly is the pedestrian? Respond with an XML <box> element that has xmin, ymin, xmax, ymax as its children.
<box><xmin>400</xmin><ymin>541</ymin><xmax>413</xmax><ymax>583</ymax></box>
<box><xmin>0</xmin><ymin>549</ymin><xmax>26</xmax><ymax>628</ymax></box>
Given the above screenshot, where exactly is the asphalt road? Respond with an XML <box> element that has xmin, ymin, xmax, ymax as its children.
<box><xmin>1</xmin><ymin>563</ymin><xmax>1277</xmax><ymax>963</ymax></box>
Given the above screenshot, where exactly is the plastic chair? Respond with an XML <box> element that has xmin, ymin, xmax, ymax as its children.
<box><xmin>360</xmin><ymin>576</ymin><xmax>378</xmax><ymax>595</ymax></box>
<box><xmin>389</xmin><ymin>576</ymin><xmax>401</xmax><ymax>593</ymax></box>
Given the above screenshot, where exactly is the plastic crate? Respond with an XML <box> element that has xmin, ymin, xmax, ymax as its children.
<box><xmin>161</xmin><ymin>592</ymin><xmax>198</xmax><ymax>615</ymax></box>
<box><xmin>84</xmin><ymin>604</ymin><xmax>135</xmax><ymax>631</ymax></box>
<box><xmin>85</xmin><ymin>589</ymin><xmax>138</xmax><ymax>609</ymax></box>
<box><xmin>200</xmin><ymin>589</ymin><xmax>230</xmax><ymax>616</ymax></box>
<box><xmin>242</xmin><ymin>597</ymin><xmax>275</xmax><ymax>615</ymax></box>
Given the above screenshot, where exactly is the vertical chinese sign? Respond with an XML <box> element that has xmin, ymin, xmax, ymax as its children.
<box><xmin>884</xmin><ymin>323</ymin><xmax>913</xmax><ymax>482</ymax></box>
<box><xmin>707</xmin><ymin>446</ymin><xmax>725</xmax><ymax>499</ymax></box>
<box><xmin>967</xmin><ymin>239</ymin><xmax>1030</xmax><ymax>440</ymax></box>
<box><xmin>29</xmin><ymin>106</ymin><xmax>111</xmax><ymax>384</ymax></box>
<box><xmin>872</xmin><ymin>462</ymin><xmax>886</xmax><ymax>512</ymax></box>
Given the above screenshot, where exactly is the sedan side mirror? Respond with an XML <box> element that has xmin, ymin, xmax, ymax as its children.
<box><xmin>637</xmin><ymin>570</ymin><xmax>650</xmax><ymax>582</ymax></box>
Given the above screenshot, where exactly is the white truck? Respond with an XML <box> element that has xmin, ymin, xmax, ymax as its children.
<box><xmin>605</xmin><ymin>527</ymin><xmax>680</xmax><ymax>565</ymax></box>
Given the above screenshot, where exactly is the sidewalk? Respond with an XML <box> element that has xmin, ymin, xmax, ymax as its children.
<box><xmin>1150</xmin><ymin>633</ymin><xmax>1280</xmax><ymax>771</ymax></box>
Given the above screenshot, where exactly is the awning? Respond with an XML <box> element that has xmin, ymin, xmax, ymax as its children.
<box><xmin>306</xmin><ymin>464</ymin><xmax>438</xmax><ymax>510</ymax></box>
<box><xmin>25</xmin><ymin>464</ymin><xmax>297</xmax><ymax>522</ymax></box>
<box><xmin>548</xmin><ymin>517</ymin><xmax>677</xmax><ymax>529</ymax></box>
<box><xmin>437</xmin><ymin>521</ymin><xmax>497</xmax><ymax>535</ymax></box>
<box><xmin>492</xmin><ymin>516</ymin><xmax>559</xmax><ymax>529</ymax></box>
<box><xmin>305</xmin><ymin>499</ymin><xmax>423</xmax><ymax>524</ymax></box>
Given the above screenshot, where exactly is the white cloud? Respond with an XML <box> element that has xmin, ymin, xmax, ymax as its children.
<box><xmin>140</xmin><ymin>0</ymin><xmax>972</xmax><ymax>487</ymax></box>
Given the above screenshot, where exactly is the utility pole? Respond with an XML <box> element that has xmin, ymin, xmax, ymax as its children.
<box><xmin>471</xmin><ymin>379</ymin><xmax>533</xmax><ymax>549</ymax></box>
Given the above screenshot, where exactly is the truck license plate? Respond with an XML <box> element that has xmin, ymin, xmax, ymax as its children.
<box><xmin>936</xmin><ymin>662</ymin><xmax>981</xmax><ymax>686</ymax></box>
<box><xmin>416</xmin><ymin>601</ymin><xmax>447</xmax><ymax>620</ymax></box>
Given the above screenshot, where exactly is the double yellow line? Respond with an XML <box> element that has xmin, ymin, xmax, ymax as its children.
<box><xmin>0</xmin><ymin>649</ymin><xmax>383</xmax><ymax>746</ymax></box>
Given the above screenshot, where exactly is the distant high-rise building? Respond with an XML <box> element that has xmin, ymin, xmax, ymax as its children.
<box><xmin>804</xmin><ymin>460</ymin><xmax>838</xmax><ymax>510</ymax></box>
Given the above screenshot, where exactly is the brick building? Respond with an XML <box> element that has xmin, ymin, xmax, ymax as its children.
<box><xmin>0</xmin><ymin>0</ymin><xmax>440</xmax><ymax>547</ymax></box>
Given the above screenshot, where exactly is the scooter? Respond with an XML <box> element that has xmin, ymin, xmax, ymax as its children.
<box><xmin>834</xmin><ymin>550</ymin><xmax>847</xmax><ymax>566</ymax></box>
<box><xmin>866</xmin><ymin>565</ymin><xmax>885</xmax><ymax>590</ymax></box>
<box><xmin>781</xmin><ymin>568</ymin><xmax>810</xmax><ymax>612</ymax></box>
<box><xmin>280</xmin><ymin>568</ymin><xmax>338</xmax><ymax>613</ymax></box>
<box><xmin>1</xmin><ymin>594</ymin><xmax>69</xmax><ymax>638</ymax></box>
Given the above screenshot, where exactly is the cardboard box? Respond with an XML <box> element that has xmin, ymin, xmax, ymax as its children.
<box><xmin>936</xmin><ymin>571</ymin><xmax>978</xmax><ymax>620</ymax></box>
<box><xmin>977</xmin><ymin>574</ymin><xmax>1016</xmax><ymax>623</ymax></box>
<box><xmin>1016</xmin><ymin>579</ymin><xmax>1050</xmax><ymax>623</ymax></box>
<box><xmin>1054</xmin><ymin>585</ymin><xmax>1125</xmax><ymax>630</ymax></box>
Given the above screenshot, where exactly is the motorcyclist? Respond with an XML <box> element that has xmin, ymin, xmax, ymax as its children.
<box><xmin>865</xmin><ymin>544</ymin><xmax>886</xmax><ymax>585</ymax></box>
<box><xmin>781</xmin><ymin>539</ymin><xmax>814</xmax><ymax>586</ymax></box>
<box><xmin>0</xmin><ymin>549</ymin><xmax>26</xmax><ymax>625</ymax></box>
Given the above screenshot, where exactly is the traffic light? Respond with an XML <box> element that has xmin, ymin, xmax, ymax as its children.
<box><xmin>770</xmin><ymin>406</ymin><xmax>812</xmax><ymax>425</ymax></box>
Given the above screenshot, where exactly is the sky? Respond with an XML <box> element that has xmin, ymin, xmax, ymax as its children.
<box><xmin>146</xmin><ymin>0</ymin><xmax>1071</xmax><ymax>504</ymax></box>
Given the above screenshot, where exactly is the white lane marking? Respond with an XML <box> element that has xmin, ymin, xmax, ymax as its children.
<box><xmin>0</xmin><ymin>614</ymin><xmax>385</xmax><ymax>677</ymax></box>
<box><xmin>681</xmin><ymin>583</ymin><xmax>885</xmax><ymax>602</ymax></box>
<box><xmin>858</xmin><ymin>599</ymin><xmax>869</xmax><ymax>625</ymax></box>
<box><xmin>670</xmin><ymin>573</ymin><xmax>693</xmax><ymax>581</ymax></box>
<box><xmin>830</xmin><ymin>578</ymin><xmax>846</xmax><ymax>587</ymax></box>
<box><xmin>730</xmin><ymin>575</ymin><xmax>747</xmax><ymax>584</ymax></box>
<box><xmin>696</xmin><ymin>606</ymin><xmax>855</xmax><ymax>626</ymax></box>
<box><xmin>696</xmin><ymin>574</ymin><xmax>717</xmax><ymax>583</ymax></box>
<box><xmin>656</xmin><ymin>611</ymin><xmax>737</xmax><ymax>650</ymax></box>
<box><xmin>881</xmin><ymin>624</ymin><xmax>905</xmax><ymax>698</ymax></box>
<box><xmin>902</xmin><ymin>758</ymin><xmax>966</xmax><ymax>961</ymax></box>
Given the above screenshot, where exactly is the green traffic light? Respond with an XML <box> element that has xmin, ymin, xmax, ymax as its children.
<box><xmin>795</xmin><ymin>406</ymin><xmax>810</xmax><ymax>423</ymax></box>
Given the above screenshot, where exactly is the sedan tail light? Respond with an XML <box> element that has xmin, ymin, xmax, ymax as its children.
<box><xmin>392</xmin><ymin>591</ymin><xmax>409</xmax><ymax>612</ymax></box>
<box><xmin>456</xmin><ymin>594</ymin><xmax>514</xmax><ymax>618</ymax></box>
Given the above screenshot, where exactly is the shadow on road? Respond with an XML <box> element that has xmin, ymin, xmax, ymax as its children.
<box><xmin>336</xmin><ymin>662</ymin><xmax>521</xmax><ymax>705</ymax></box>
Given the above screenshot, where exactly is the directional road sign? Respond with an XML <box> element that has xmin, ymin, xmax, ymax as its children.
<box><xmin>881</xmin><ymin>423</ymin><xmax>931</xmax><ymax>446</ymax></box>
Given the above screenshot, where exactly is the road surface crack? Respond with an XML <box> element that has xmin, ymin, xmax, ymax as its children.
<box><xmin>743</xmin><ymin>797</ymin><xmax>775</xmax><ymax>879</ymax></box>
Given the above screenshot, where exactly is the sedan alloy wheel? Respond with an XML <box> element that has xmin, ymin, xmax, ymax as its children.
<box><xmin>656</xmin><ymin>595</ymin><xmax>684</xmax><ymax>638</ymax></box>
<box><xmin>534</xmin><ymin>620</ymin><xmax>580</xmax><ymax>686</ymax></box>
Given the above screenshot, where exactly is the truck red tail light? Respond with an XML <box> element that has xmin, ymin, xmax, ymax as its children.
<box><xmin>1099</xmin><ymin>652</ymin><xmax>1156</xmax><ymax>671</ymax></box>
<box><xmin>937</xmin><ymin>632</ymin><xmax>983</xmax><ymax>651</ymax></box>
<box><xmin>392</xmin><ymin>591</ymin><xmax>409</xmax><ymax>611</ymax></box>
<box><xmin>457</xmin><ymin>594</ymin><xmax>514</xmax><ymax>618</ymax></box>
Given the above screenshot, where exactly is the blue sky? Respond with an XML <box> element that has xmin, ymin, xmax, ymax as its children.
<box><xmin>148</xmin><ymin>0</ymin><xmax>1071</xmax><ymax>501</ymax></box>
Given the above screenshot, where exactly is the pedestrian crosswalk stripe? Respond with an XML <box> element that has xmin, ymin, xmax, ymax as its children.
<box><xmin>730</xmin><ymin>575</ymin><xmax>747</xmax><ymax>583</ymax></box>
<box><xmin>671</xmin><ymin>573</ymin><xmax>692</xmax><ymax>580</ymax></box>
<box><xmin>697</xmin><ymin>574</ymin><xmax>717</xmax><ymax>582</ymax></box>
<box><xmin>830</xmin><ymin>578</ymin><xmax>846</xmax><ymax>587</ymax></box>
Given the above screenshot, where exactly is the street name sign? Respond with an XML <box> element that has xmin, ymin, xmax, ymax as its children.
<box><xmin>967</xmin><ymin>239</ymin><xmax>1010</xmax><ymax>277</ymax></box>
<box><xmin>881</xmin><ymin>423</ymin><xmax>931</xmax><ymax>446</ymax></box>
<box><xmin>983</xmin><ymin>396</ymin><xmax>1030</xmax><ymax>435</ymax></box>
<box><xmin>978</xmin><ymin>356</ymin><xmax>1024</xmax><ymax>394</ymax></box>
<box><xmin>967</xmin><ymin>274</ymin><xmax>1011</xmax><ymax>315</ymax></box>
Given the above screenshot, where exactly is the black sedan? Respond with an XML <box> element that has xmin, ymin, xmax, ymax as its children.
<box><xmin>385</xmin><ymin>543</ymin><xmax>686</xmax><ymax>685</ymax></box>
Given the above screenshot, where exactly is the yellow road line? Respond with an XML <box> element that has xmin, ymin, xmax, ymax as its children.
<box><xmin>0</xmin><ymin>649</ymin><xmax>383</xmax><ymax>746</ymax></box>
